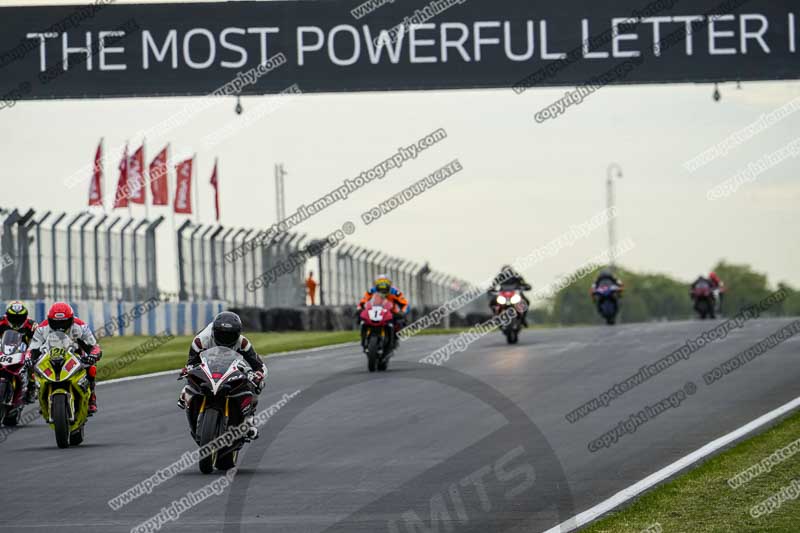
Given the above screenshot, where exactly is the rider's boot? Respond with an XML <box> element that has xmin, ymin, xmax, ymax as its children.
<box><xmin>88</xmin><ymin>392</ymin><xmax>97</xmax><ymax>415</ymax></box>
<box><xmin>24</xmin><ymin>372</ymin><xmax>37</xmax><ymax>404</ymax></box>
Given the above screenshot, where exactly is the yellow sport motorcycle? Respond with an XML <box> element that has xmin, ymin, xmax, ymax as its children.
<box><xmin>34</xmin><ymin>331</ymin><xmax>92</xmax><ymax>448</ymax></box>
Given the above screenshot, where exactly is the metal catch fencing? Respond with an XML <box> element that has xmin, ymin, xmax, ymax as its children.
<box><xmin>0</xmin><ymin>208</ymin><xmax>163</xmax><ymax>303</ymax></box>
<box><xmin>0</xmin><ymin>207</ymin><xmax>480</xmax><ymax>314</ymax></box>
<box><xmin>177</xmin><ymin>221</ymin><xmax>480</xmax><ymax>312</ymax></box>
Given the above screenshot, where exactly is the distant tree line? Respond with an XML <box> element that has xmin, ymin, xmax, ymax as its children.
<box><xmin>528</xmin><ymin>261</ymin><xmax>800</xmax><ymax>325</ymax></box>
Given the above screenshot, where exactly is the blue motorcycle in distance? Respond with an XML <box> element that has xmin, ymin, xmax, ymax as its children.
<box><xmin>592</xmin><ymin>283</ymin><xmax>622</xmax><ymax>325</ymax></box>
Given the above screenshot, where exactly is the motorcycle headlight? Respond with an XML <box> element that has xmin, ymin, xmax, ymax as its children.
<box><xmin>510</xmin><ymin>294</ymin><xmax>522</xmax><ymax>304</ymax></box>
<box><xmin>496</xmin><ymin>295</ymin><xmax>507</xmax><ymax>305</ymax></box>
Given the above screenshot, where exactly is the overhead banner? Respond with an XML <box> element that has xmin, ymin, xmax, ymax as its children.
<box><xmin>0</xmin><ymin>0</ymin><xmax>797</xmax><ymax>101</ymax></box>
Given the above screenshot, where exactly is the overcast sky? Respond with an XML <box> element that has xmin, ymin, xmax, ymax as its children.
<box><xmin>1</xmin><ymin>1</ymin><xmax>798</xmax><ymax>295</ymax></box>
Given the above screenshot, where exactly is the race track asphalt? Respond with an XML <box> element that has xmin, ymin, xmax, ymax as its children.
<box><xmin>1</xmin><ymin>317</ymin><xmax>798</xmax><ymax>533</ymax></box>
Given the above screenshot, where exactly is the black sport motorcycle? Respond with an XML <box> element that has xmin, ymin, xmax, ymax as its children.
<box><xmin>179</xmin><ymin>347</ymin><xmax>263</xmax><ymax>473</ymax></box>
<box><xmin>592</xmin><ymin>282</ymin><xmax>622</xmax><ymax>325</ymax></box>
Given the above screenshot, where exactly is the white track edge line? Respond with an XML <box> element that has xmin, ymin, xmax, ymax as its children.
<box><xmin>543</xmin><ymin>394</ymin><xmax>800</xmax><ymax>533</ymax></box>
<box><xmin>97</xmin><ymin>341</ymin><xmax>360</xmax><ymax>386</ymax></box>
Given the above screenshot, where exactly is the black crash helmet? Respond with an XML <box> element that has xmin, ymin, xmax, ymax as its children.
<box><xmin>212</xmin><ymin>311</ymin><xmax>242</xmax><ymax>348</ymax></box>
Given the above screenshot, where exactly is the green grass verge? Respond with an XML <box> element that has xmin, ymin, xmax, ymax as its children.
<box><xmin>583</xmin><ymin>409</ymin><xmax>800</xmax><ymax>533</ymax></box>
<box><xmin>96</xmin><ymin>331</ymin><xmax>360</xmax><ymax>381</ymax></box>
<box><xmin>411</xmin><ymin>324</ymin><xmax>562</xmax><ymax>336</ymax></box>
<box><xmin>95</xmin><ymin>328</ymin><xmax>511</xmax><ymax>381</ymax></box>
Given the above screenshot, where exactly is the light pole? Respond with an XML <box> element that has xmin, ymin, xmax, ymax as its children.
<box><xmin>274</xmin><ymin>163</ymin><xmax>287</xmax><ymax>223</ymax></box>
<box><xmin>606</xmin><ymin>163</ymin><xmax>623</xmax><ymax>269</ymax></box>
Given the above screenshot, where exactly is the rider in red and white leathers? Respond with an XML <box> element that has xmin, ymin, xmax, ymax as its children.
<box><xmin>28</xmin><ymin>302</ymin><xmax>102</xmax><ymax>413</ymax></box>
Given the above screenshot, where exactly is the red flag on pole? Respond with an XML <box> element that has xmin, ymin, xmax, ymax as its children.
<box><xmin>174</xmin><ymin>157</ymin><xmax>193</xmax><ymax>214</ymax></box>
<box><xmin>209</xmin><ymin>158</ymin><xmax>220</xmax><ymax>222</ymax></box>
<box><xmin>113</xmin><ymin>144</ymin><xmax>129</xmax><ymax>209</ymax></box>
<box><xmin>88</xmin><ymin>140</ymin><xmax>103</xmax><ymax>207</ymax></box>
<box><xmin>149</xmin><ymin>145</ymin><xmax>169</xmax><ymax>205</ymax></box>
<box><xmin>128</xmin><ymin>145</ymin><xmax>146</xmax><ymax>204</ymax></box>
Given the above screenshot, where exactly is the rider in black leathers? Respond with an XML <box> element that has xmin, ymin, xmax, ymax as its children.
<box><xmin>592</xmin><ymin>269</ymin><xmax>624</xmax><ymax>293</ymax></box>
<box><xmin>179</xmin><ymin>312</ymin><xmax>265</xmax><ymax>441</ymax></box>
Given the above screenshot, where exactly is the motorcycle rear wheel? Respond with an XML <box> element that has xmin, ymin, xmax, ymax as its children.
<box><xmin>52</xmin><ymin>395</ymin><xmax>70</xmax><ymax>449</ymax></box>
<box><xmin>198</xmin><ymin>408</ymin><xmax>221</xmax><ymax>474</ymax></box>
<box><xmin>69</xmin><ymin>426</ymin><xmax>84</xmax><ymax>446</ymax></box>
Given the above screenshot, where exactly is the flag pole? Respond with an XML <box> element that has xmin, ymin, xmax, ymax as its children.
<box><xmin>99</xmin><ymin>137</ymin><xmax>106</xmax><ymax>214</ymax></box>
<box><xmin>126</xmin><ymin>139</ymin><xmax>132</xmax><ymax>218</ymax></box>
<box><xmin>143</xmin><ymin>138</ymin><xmax>150</xmax><ymax>220</ymax></box>
<box><xmin>215</xmin><ymin>156</ymin><xmax>220</xmax><ymax>226</ymax></box>
<box><xmin>193</xmin><ymin>153</ymin><xmax>199</xmax><ymax>223</ymax></box>
<box><xmin>168</xmin><ymin>144</ymin><xmax>180</xmax><ymax>296</ymax></box>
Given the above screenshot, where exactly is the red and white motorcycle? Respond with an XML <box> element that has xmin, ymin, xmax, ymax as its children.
<box><xmin>359</xmin><ymin>294</ymin><xmax>396</xmax><ymax>372</ymax></box>
<box><xmin>0</xmin><ymin>330</ymin><xmax>31</xmax><ymax>426</ymax></box>
<box><xmin>491</xmin><ymin>289</ymin><xmax>526</xmax><ymax>344</ymax></box>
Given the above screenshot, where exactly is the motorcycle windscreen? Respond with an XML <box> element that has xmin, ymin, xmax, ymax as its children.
<box><xmin>44</xmin><ymin>331</ymin><xmax>73</xmax><ymax>351</ymax></box>
<box><xmin>1</xmin><ymin>330</ymin><xmax>24</xmax><ymax>354</ymax></box>
<box><xmin>201</xmin><ymin>346</ymin><xmax>245</xmax><ymax>375</ymax></box>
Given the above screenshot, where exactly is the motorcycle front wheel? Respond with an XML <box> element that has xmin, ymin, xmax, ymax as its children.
<box><xmin>505</xmin><ymin>328</ymin><xmax>519</xmax><ymax>344</ymax></box>
<box><xmin>367</xmin><ymin>336</ymin><xmax>380</xmax><ymax>372</ymax></box>
<box><xmin>3</xmin><ymin>406</ymin><xmax>22</xmax><ymax>426</ymax></box>
<box><xmin>52</xmin><ymin>395</ymin><xmax>70</xmax><ymax>449</ymax></box>
<box><xmin>198</xmin><ymin>408</ymin><xmax>221</xmax><ymax>474</ymax></box>
<box><xmin>0</xmin><ymin>381</ymin><xmax>8</xmax><ymax>424</ymax></box>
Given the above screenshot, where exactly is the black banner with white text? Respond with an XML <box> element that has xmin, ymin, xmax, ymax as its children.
<box><xmin>0</xmin><ymin>0</ymin><xmax>797</xmax><ymax>101</ymax></box>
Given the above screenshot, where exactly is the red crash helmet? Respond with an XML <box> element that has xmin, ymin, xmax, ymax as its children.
<box><xmin>47</xmin><ymin>302</ymin><xmax>74</xmax><ymax>332</ymax></box>
<box><xmin>709</xmin><ymin>272</ymin><xmax>720</xmax><ymax>284</ymax></box>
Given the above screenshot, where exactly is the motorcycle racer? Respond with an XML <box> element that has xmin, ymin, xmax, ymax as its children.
<box><xmin>358</xmin><ymin>275</ymin><xmax>409</xmax><ymax>326</ymax></box>
<box><xmin>709</xmin><ymin>271</ymin><xmax>725</xmax><ymax>313</ymax></box>
<box><xmin>0</xmin><ymin>301</ymin><xmax>38</xmax><ymax>403</ymax></box>
<box><xmin>359</xmin><ymin>275</ymin><xmax>409</xmax><ymax>312</ymax></box>
<box><xmin>488</xmin><ymin>265</ymin><xmax>531</xmax><ymax>326</ymax></box>
<box><xmin>28</xmin><ymin>302</ymin><xmax>102</xmax><ymax>414</ymax></box>
<box><xmin>179</xmin><ymin>311</ymin><xmax>266</xmax><ymax>440</ymax></box>
<box><xmin>0</xmin><ymin>301</ymin><xmax>37</xmax><ymax>344</ymax></box>
<box><xmin>591</xmin><ymin>269</ymin><xmax>624</xmax><ymax>294</ymax></box>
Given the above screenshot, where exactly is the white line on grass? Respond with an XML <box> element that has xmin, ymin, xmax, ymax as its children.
<box><xmin>544</xmin><ymin>394</ymin><xmax>800</xmax><ymax>532</ymax></box>
<box><xmin>97</xmin><ymin>341</ymin><xmax>360</xmax><ymax>386</ymax></box>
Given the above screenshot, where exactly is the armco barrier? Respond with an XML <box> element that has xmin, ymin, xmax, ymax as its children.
<box><xmin>231</xmin><ymin>306</ymin><xmax>493</xmax><ymax>332</ymax></box>
<box><xmin>0</xmin><ymin>299</ymin><xmax>225</xmax><ymax>338</ymax></box>
<box><xmin>1</xmin><ymin>300</ymin><xmax>493</xmax><ymax>336</ymax></box>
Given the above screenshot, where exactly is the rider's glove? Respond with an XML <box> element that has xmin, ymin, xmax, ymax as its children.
<box><xmin>89</xmin><ymin>345</ymin><xmax>103</xmax><ymax>361</ymax></box>
<box><xmin>248</xmin><ymin>370</ymin><xmax>266</xmax><ymax>392</ymax></box>
<box><xmin>24</xmin><ymin>354</ymin><xmax>34</xmax><ymax>369</ymax></box>
<box><xmin>82</xmin><ymin>354</ymin><xmax>99</xmax><ymax>366</ymax></box>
